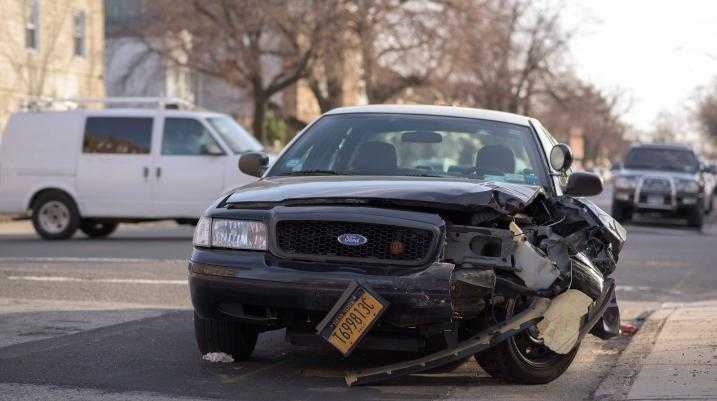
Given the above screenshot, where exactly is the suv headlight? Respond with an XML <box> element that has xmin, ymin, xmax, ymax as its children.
<box><xmin>675</xmin><ymin>179</ymin><xmax>701</xmax><ymax>193</ymax></box>
<box><xmin>193</xmin><ymin>216</ymin><xmax>268</xmax><ymax>250</ymax></box>
<box><xmin>614</xmin><ymin>176</ymin><xmax>637</xmax><ymax>190</ymax></box>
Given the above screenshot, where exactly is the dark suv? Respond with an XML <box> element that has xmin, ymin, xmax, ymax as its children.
<box><xmin>189</xmin><ymin>105</ymin><xmax>625</xmax><ymax>386</ymax></box>
<box><xmin>612</xmin><ymin>143</ymin><xmax>712</xmax><ymax>228</ymax></box>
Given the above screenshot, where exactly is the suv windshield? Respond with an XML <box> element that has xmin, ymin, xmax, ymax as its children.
<box><xmin>207</xmin><ymin>116</ymin><xmax>263</xmax><ymax>154</ymax></box>
<box><xmin>624</xmin><ymin>147</ymin><xmax>699</xmax><ymax>173</ymax></box>
<box><xmin>269</xmin><ymin>113</ymin><xmax>546</xmax><ymax>186</ymax></box>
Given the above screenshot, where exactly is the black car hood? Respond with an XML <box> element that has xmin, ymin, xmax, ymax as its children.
<box><xmin>224</xmin><ymin>176</ymin><xmax>544</xmax><ymax>215</ymax></box>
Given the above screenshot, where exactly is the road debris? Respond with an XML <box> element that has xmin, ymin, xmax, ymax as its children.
<box><xmin>202</xmin><ymin>352</ymin><xmax>234</xmax><ymax>363</ymax></box>
<box><xmin>536</xmin><ymin>289</ymin><xmax>593</xmax><ymax>353</ymax></box>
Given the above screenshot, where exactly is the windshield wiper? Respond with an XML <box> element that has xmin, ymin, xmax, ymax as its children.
<box><xmin>281</xmin><ymin>170</ymin><xmax>346</xmax><ymax>176</ymax></box>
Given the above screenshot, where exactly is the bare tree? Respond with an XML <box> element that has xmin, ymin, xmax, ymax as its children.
<box><xmin>307</xmin><ymin>0</ymin><xmax>450</xmax><ymax>112</ymax></box>
<box><xmin>436</xmin><ymin>0</ymin><xmax>572</xmax><ymax>115</ymax></box>
<box><xmin>0</xmin><ymin>1</ymin><xmax>69</xmax><ymax>98</ymax></box>
<box><xmin>538</xmin><ymin>78</ymin><xmax>631</xmax><ymax>164</ymax></box>
<box><xmin>136</xmin><ymin>0</ymin><xmax>341</xmax><ymax>142</ymax></box>
<box><xmin>695</xmin><ymin>79</ymin><xmax>717</xmax><ymax>145</ymax></box>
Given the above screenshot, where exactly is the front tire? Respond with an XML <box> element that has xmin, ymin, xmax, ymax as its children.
<box><xmin>687</xmin><ymin>203</ymin><xmax>704</xmax><ymax>229</ymax></box>
<box><xmin>475</xmin><ymin>298</ymin><xmax>579</xmax><ymax>384</ymax></box>
<box><xmin>31</xmin><ymin>191</ymin><xmax>80</xmax><ymax>240</ymax></box>
<box><xmin>194</xmin><ymin>313</ymin><xmax>258</xmax><ymax>361</ymax></box>
<box><xmin>80</xmin><ymin>219</ymin><xmax>119</xmax><ymax>238</ymax></box>
<box><xmin>611</xmin><ymin>201</ymin><xmax>632</xmax><ymax>223</ymax></box>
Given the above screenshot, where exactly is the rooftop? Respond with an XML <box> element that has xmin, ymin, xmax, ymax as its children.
<box><xmin>326</xmin><ymin>104</ymin><xmax>533</xmax><ymax>126</ymax></box>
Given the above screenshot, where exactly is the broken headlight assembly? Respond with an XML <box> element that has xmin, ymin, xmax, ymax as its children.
<box><xmin>192</xmin><ymin>216</ymin><xmax>267</xmax><ymax>250</ymax></box>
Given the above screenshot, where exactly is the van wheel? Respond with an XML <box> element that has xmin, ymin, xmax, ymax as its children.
<box><xmin>80</xmin><ymin>220</ymin><xmax>119</xmax><ymax>238</ymax></box>
<box><xmin>31</xmin><ymin>191</ymin><xmax>80</xmax><ymax>240</ymax></box>
<box><xmin>194</xmin><ymin>313</ymin><xmax>258</xmax><ymax>361</ymax></box>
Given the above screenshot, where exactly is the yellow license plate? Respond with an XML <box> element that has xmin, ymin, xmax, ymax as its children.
<box><xmin>327</xmin><ymin>292</ymin><xmax>385</xmax><ymax>354</ymax></box>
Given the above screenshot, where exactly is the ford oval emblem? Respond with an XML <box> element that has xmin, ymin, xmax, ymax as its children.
<box><xmin>337</xmin><ymin>233</ymin><xmax>368</xmax><ymax>246</ymax></box>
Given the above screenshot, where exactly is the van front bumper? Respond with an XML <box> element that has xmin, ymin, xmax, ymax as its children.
<box><xmin>188</xmin><ymin>248</ymin><xmax>454</xmax><ymax>328</ymax></box>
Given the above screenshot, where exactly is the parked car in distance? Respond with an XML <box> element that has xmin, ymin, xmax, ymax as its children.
<box><xmin>0</xmin><ymin>102</ymin><xmax>264</xmax><ymax>239</ymax></box>
<box><xmin>611</xmin><ymin>143</ymin><xmax>713</xmax><ymax>228</ymax></box>
<box><xmin>189</xmin><ymin>105</ymin><xmax>624</xmax><ymax>386</ymax></box>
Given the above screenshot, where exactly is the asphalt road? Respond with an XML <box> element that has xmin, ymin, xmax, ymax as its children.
<box><xmin>1</xmin><ymin>190</ymin><xmax>716</xmax><ymax>401</ymax></box>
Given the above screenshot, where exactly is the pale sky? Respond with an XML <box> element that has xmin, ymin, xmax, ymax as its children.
<box><xmin>566</xmin><ymin>1</ymin><xmax>717</xmax><ymax>132</ymax></box>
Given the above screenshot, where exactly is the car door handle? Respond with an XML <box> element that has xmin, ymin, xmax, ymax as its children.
<box><xmin>142</xmin><ymin>166</ymin><xmax>149</xmax><ymax>179</ymax></box>
<box><xmin>156</xmin><ymin>167</ymin><xmax>162</xmax><ymax>179</ymax></box>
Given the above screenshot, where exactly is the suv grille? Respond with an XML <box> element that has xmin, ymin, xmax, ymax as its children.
<box><xmin>275</xmin><ymin>220</ymin><xmax>435</xmax><ymax>265</ymax></box>
<box><xmin>641</xmin><ymin>177</ymin><xmax>671</xmax><ymax>193</ymax></box>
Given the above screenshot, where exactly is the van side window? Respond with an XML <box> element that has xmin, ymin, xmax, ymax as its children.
<box><xmin>83</xmin><ymin>117</ymin><xmax>153</xmax><ymax>154</ymax></box>
<box><xmin>162</xmin><ymin>118</ymin><xmax>222</xmax><ymax>156</ymax></box>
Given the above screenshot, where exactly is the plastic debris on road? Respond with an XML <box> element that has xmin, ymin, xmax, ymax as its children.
<box><xmin>202</xmin><ymin>352</ymin><xmax>234</xmax><ymax>363</ymax></box>
<box><xmin>620</xmin><ymin>322</ymin><xmax>639</xmax><ymax>335</ymax></box>
<box><xmin>537</xmin><ymin>289</ymin><xmax>593</xmax><ymax>354</ymax></box>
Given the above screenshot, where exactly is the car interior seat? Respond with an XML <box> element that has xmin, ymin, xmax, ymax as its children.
<box><xmin>475</xmin><ymin>144</ymin><xmax>516</xmax><ymax>174</ymax></box>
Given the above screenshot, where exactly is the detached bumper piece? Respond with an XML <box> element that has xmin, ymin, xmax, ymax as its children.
<box><xmin>345</xmin><ymin>298</ymin><xmax>551</xmax><ymax>386</ymax></box>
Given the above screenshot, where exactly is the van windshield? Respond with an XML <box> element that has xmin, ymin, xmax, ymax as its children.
<box><xmin>207</xmin><ymin>116</ymin><xmax>263</xmax><ymax>154</ymax></box>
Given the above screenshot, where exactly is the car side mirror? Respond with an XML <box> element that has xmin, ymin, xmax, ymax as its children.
<box><xmin>549</xmin><ymin>143</ymin><xmax>573</xmax><ymax>173</ymax></box>
<box><xmin>238</xmin><ymin>152</ymin><xmax>269</xmax><ymax>177</ymax></box>
<box><xmin>564</xmin><ymin>172</ymin><xmax>603</xmax><ymax>197</ymax></box>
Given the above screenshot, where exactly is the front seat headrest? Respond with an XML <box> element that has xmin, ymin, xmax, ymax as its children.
<box><xmin>476</xmin><ymin>144</ymin><xmax>516</xmax><ymax>174</ymax></box>
<box><xmin>354</xmin><ymin>141</ymin><xmax>398</xmax><ymax>172</ymax></box>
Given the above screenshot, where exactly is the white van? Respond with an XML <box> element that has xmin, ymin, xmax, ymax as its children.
<box><xmin>0</xmin><ymin>103</ymin><xmax>264</xmax><ymax>239</ymax></box>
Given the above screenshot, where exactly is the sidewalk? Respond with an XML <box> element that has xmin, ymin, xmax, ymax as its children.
<box><xmin>596</xmin><ymin>301</ymin><xmax>717</xmax><ymax>401</ymax></box>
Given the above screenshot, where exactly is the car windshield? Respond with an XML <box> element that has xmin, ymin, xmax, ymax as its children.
<box><xmin>206</xmin><ymin>116</ymin><xmax>263</xmax><ymax>154</ymax></box>
<box><xmin>268</xmin><ymin>113</ymin><xmax>546</xmax><ymax>186</ymax></box>
<box><xmin>624</xmin><ymin>148</ymin><xmax>699</xmax><ymax>173</ymax></box>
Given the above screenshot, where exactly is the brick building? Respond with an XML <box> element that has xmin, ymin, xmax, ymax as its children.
<box><xmin>0</xmin><ymin>0</ymin><xmax>105</xmax><ymax>130</ymax></box>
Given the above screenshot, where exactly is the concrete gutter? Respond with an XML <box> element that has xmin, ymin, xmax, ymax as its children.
<box><xmin>593</xmin><ymin>301</ymin><xmax>717</xmax><ymax>401</ymax></box>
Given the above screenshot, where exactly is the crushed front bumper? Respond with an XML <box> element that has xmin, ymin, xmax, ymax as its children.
<box><xmin>189</xmin><ymin>248</ymin><xmax>454</xmax><ymax>328</ymax></box>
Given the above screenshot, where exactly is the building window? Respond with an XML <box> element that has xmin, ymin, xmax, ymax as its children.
<box><xmin>73</xmin><ymin>11</ymin><xmax>86</xmax><ymax>57</ymax></box>
<box><xmin>25</xmin><ymin>0</ymin><xmax>39</xmax><ymax>50</ymax></box>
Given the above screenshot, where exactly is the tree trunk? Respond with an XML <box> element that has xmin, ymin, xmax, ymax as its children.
<box><xmin>252</xmin><ymin>99</ymin><xmax>267</xmax><ymax>144</ymax></box>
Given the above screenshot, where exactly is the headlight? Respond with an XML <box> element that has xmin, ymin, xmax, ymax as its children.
<box><xmin>614</xmin><ymin>176</ymin><xmax>637</xmax><ymax>190</ymax></box>
<box><xmin>193</xmin><ymin>216</ymin><xmax>211</xmax><ymax>247</ymax></box>
<box><xmin>675</xmin><ymin>179</ymin><xmax>701</xmax><ymax>193</ymax></box>
<box><xmin>192</xmin><ymin>217</ymin><xmax>267</xmax><ymax>250</ymax></box>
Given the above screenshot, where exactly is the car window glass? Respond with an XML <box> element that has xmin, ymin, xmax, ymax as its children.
<box><xmin>624</xmin><ymin>148</ymin><xmax>699</xmax><ymax>173</ymax></box>
<box><xmin>270</xmin><ymin>114</ymin><xmax>546</xmax><ymax>187</ymax></box>
<box><xmin>206</xmin><ymin>116</ymin><xmax>263</xmax><ymax>154</ymax></box>
<box><xmin>83</xmin><ymin>117</ymin><xmax>153</xmax><ymax>154</ymax></box>
<box><xmin>161</xmin><ymin>118</ymin><xmax>221</xmax><ymax>156</ymax></box>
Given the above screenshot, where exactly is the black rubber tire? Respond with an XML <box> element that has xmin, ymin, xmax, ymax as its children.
<box><xmin>194</xmin><ymin>313</ymin><xmax>258</xmax><ymax>361</ymax></box>
<box><xmin>31</xmin><ymin>191</ymin><xmax>81</xmax><ymax>240</ymax></box>
<box><xmin>476</xmin><ymin>335</ymin><xmax>579</xmax><ymax>384</ymax></box>
<box><xmin>80</xmin><ymin>220</ymin><xmax>119</xmax><ymax>238</ymax></box>
<box><xmin>687</xmin><ymin>204</ymin><xmax>704</xmax><ymax>229</ymax></box>
<box><xmin>475</xmin><ymin>297</ymin><xmax>580</xmax><ymax>384</ymax></box>
<box><xmin>611</xmin><ymin>202</ymin><xmax>632</xmax><ymax>223</ymax></box>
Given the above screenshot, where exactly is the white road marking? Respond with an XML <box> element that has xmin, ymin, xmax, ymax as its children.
<box><xmin>0</xmin><ymin>257</ymin><xmax>185</xmax><ymax>263</ymax></box>
<box><xmin>5</xmin><ymin>276</ymin><xmax>187</xmax><ymax>285</ymax></box>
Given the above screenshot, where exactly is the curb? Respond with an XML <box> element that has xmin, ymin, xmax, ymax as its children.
<box><xmin>591</xmin><ymin>307</ymin><xmax>675</xmax><ymax>401</ymax></box>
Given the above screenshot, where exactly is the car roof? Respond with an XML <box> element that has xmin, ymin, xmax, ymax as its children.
<box><xmin>325</xmin><ymin>104</ymin><xmax>533</xmax><ymax>126</ymax></box>
<box><xmin>629</xmin><ymin>143</ymin><xmax>694</xmax><ymax>152</ymax></box>
<box><xmin>15</xmin><ymin>108</ymin><xmax>228</xmax><ymax>119</ymax></box>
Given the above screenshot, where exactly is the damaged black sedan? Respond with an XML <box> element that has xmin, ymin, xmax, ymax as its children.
<box><xmin>189</xmin><ymin>105</ymin><xmax>626</xmax><ymax>386</ymax></box>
